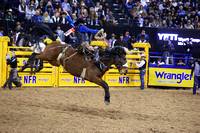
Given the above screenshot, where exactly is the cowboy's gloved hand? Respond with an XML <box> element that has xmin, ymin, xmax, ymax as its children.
<box><xmin>5</xmin><ymin>53</ymin><xmax>11</xmax><ymax>60</ymax></box>
<box><xmin>99</xmin><ymin>28</ymin><xmax>104</xmax><ymax>33</ymax></box>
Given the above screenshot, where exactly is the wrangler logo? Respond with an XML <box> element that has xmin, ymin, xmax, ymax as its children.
<box><xmin>155</xmin><ymin>71</ymin><xmax>192</xmax><ymax>84</ymax></box>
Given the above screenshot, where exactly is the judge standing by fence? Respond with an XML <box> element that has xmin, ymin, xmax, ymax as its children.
<box><xmin>135</xmin><ymin>54</ymin><xmax>147</xmax><ymax>90</ymax></box>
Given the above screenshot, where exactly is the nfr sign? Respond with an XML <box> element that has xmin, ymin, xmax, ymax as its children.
<box><xmin>24</xmin><ymin>76</ymin><xmax>36</xmax><ymax>84</ymax></box>
<box><xmin>119</xmin><ymin>77</ymin><xmax>129</xmax><ymax>84</ymax></box>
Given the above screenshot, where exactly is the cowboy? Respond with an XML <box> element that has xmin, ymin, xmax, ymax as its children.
<box><xmin>135</xmin><ymin>54</ymin><xmax>147</xmax><ymax>90</ymax></box>
<box><xmin>1</xmin><ymin>51</ymin><xmax>22</xmax><ymax>90</ymax></box>
<box><xmin>19</xmin><ymin>38</ymin><xmax>46</xmax><ymax>73</ymax></box>
<box><xmin>63</xmin><ymin>10</ymin><xmax>106</xmax><ymax>70</ymax></box>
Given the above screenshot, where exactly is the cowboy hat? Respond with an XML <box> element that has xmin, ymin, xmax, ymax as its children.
<box><xmin>140</xmin><ymin>54</ymin><xmax>146</xmax><ymax>58</ymax></box>
<box><xmin>111</xmin><ymin>33</ymin><xmax>116</xmax><ymax>37</ymax></box>
<box><xmin>74</xmin><ymin>18</ymin><xmax>85</xmax><ymax>25</ymax></box>
<box><xmin>7</xmin><ymin>8</ymin><xmax>12</xmax><ymax>12</ymax></box>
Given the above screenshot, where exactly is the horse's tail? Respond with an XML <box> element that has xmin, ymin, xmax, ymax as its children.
<box><xmin>31</xmin><ymin>23</ymin><xmax>56</xmax><ymax>41</ymax></box>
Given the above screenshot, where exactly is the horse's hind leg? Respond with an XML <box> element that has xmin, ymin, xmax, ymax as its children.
<box><xmin>93</xmin><ymin>77</ymin><xmax>110</xmax><ymax>105</ymax></box>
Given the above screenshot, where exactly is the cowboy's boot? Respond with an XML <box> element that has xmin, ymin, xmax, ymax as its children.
<box><xmin>18</xmin><ymin>64</ymin><xmax>29</xmax><ymax>72</ymax></box>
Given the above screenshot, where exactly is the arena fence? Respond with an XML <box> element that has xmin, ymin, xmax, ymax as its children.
<box><xmin>0</xmin><ymin>37</ymin><xmax>150</xmax><ymax>87</ymax></box>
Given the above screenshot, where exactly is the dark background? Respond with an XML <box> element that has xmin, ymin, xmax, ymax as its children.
<box><xmin>1</xmin><ymin>20</ymin><xmax>200</xmax><ymax>57</ymax></box>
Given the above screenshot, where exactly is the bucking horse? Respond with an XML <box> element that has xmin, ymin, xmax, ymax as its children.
<box><xmin>32</xmin><ymin>23</ymin><xmax>127</xmax><ymax>105</ymax></box>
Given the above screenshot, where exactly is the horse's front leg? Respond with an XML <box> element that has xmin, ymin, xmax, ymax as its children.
<box><xmin>93</xmin><ymin>77</ymin><xmax>110</xmax><ymax>105</ymax></box>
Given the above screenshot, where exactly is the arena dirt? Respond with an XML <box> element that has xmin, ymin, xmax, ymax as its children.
<box><xmin>0</xmin><ymin>87</ymin><xmax>200</xmax><ymax>133</ymax></box>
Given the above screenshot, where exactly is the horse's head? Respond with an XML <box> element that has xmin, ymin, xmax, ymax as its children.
<box><xmin>111</xmin><ymin>47</ymin><xmax>127</xmax><ymax>74</ymax></box>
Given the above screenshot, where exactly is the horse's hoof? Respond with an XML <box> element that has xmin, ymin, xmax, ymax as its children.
<box><xmin>105</xmin><ymin>100</ymin><xmax>110</xmax><ymax>105</ymax></box>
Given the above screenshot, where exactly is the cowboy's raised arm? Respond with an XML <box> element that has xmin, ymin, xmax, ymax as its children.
<box><xmin>79</xmin><ymin>25</ymin><xmax>99</xmax><ymax>34</ymax></box>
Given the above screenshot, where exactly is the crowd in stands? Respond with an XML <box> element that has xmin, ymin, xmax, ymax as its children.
<box><xmin>0</xmin><ymin>0</ymin><xmax>117</xmax><ymax>26</ymax></box>
<box><xmin>0</xmin><ymin>0</ymin><xmax>199</xmax><ymax>64</ymax></box>
<box><xmin>0</xmin><ymin>0</ymin><xmax>199</xmax><ymax>29</ymax></box>
<box><xmin>125</xmin><ymin>0</ymin><xmax>200</xmax><ymax>29</ymax></box>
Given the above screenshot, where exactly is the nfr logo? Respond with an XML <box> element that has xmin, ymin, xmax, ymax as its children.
<box><xmin>119</xmin><ymin>77</ymin><xmax>129</xmax><ymax>84</ymax></box>
<box><xmin>24</xmin><ymin>76</ymin><xmax>36</xmax><ymax>84</ymax></box>
<box><xmin>74</xmin><ymin>77</ymin><xmax>85</xmax><ymax>84</ymax></box>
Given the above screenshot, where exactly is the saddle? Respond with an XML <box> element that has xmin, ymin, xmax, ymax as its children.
<box><xmin>76</xmin><ymin>45</ymin><xmax>96</xmax><ymax>60</ymax></box>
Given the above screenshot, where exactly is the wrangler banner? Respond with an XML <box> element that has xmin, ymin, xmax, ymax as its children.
<box><xmin>149</xmin><ymin>67</ymin><xmax>194</xmax><ymax>87</ymax></box>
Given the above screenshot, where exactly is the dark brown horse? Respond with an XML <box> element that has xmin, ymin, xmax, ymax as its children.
<box><xmin>34</xmin><ymin>41</ymin><xmax>127</xmax><ymax>104</ymax></box>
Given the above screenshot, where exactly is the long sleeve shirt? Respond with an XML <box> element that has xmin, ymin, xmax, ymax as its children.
<box><xmin>7</xmin><ymin>56</ymin><xmax>17</xmax><ymax>68</ymax></box>
<box><xmin>136</xmin><ymin>60</ymin><xmax>145</xmax><ymax>68</ymax></box>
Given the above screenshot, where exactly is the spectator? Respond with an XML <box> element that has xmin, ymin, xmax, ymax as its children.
<box><xmin>97</xmin><ymin>9</ymin><xmax>103</xmax><ymax>20</ymax></box>
<box><xmin>89</xmin><ymin>10</ymin><xmax>96</xmax><ymax>21</ymax></box>
<box><xmin>160</xmin><ymin>20</ymin><xmax>168</xmax><ymax>28</ymax></box>
<box><xmin>155</xmin><ymin>15</ymin><xmax>162</xmax><ymax>27</ymax></box>
<box><xmin>168</xmin><ymin>20</ymin><xmax>177</xmax><ymax>28</ymax></box>
<box><xmin>46</xmin><ymin>6</ymin><xmax>54</xmax><ymax>18</ymax></box>
<box><xmin>95</xmin><ymin>2</ymin><xmax>100</xmax><ymax>13</ymax></box>
<box><xmin>56</xmin><ymin>25</ymin><xmax>64</xmax><ymax>42</ymax></box>
<box><xmin>71</xmin><ymin>13</ymin><xmax>77</xmax><ymax>23</ymax></box>
<box><xmin>69</xmin><ymin>32</ymin><xmax>76</xmax><ymax>47</ymax></box>
<box><xmin>184</xmin><ymin>40</ymin><xmax>193</xmax><ymax>65</ymax></box>
<box><xmin>93</xmin><ymin>16</ymin><xmax>100</xmax><ymax>26</ymax></box>
<box><xmin>135</xmin><ymin>54</ymin><xmax>146</xmax><ymax>90</ymax></box>
<box><xmin>53</xmin><ymin>0</ymin><xmax>61</xmax><ymax>11</ymax></box>
<box><xmin>37</xmin><ymin>1</ymin><xmax>45</xmax><ymax>15</ymax></box>
<box><xmin>127</xmin><ymin>34</ymin><xmax>136</xmax><ymax>50</ymax></box>
<box><xmin>138</xmin><ymin>5</ymin><xmax>145</xmax><ymax>14</ymax></box>
<box><xmin>26</xmin><ymin>5</ymin><xmax>36</xmax><ymax>22</ymax></box>
<box><xmin>177</xmin><ymin>59</ymin><xmax>186</xmax><ymax>66</ymax></box>
<box><xmin>29</xmin><ymin>0</ymin><xmax>37</xmax><ymax>10</ymax></box>
<box><xmin>59</xmin><ymin>12</ymin><xmax>68</xmax><ymax>24</ymax></box>
<box><xmin>162</xmin><ymin>39</ymin><xmax>175</xmax><ymax>64</ymax></box>
<box><xmin>108</xmin><ymin>33</ymin><xmax>116</xmax><ymax>48</ymax></box>
<box><xmin>42</xmin><ymin>11</ymin><xmax>51</xmax><ymax>23</ymax></box>
<box><xmin>178</xmin><ymin>6</ymin><xmax>185</xmax><ymax>16</ymax></box>
<box><xmin>171</xmin><ymin>15</ymin><xmax>178</xmax><ymax>26</ymax></box>
<box><xmin>178</xmin><ymin>21</ymin><xmax>185</xmax><ymax>29</ymax></box>
<box><xmin>8</xmin><ymin>29</ymin><xmax>16</xmax><ymax>46</ymax></box>
<box><xmin>152</xmin><ymin>57</ymin><xmax>165</xmax><ymax>66</ymax></box>
<box><xmin>143</xmin><ymin>17</ymin><xmax>150</xmax><ymax>27</ymax></box>
<box><xmin>84</xmin><ymin>0</ymin><xmax>95</xmax><ymax>8</ymax></box>
<box><xmin>126</xmin><ymin>0</ymin><xmax>134</xmax><ymax>14</ymax></box>
<box><xmin>5</xmin><ymin>9</ymin><xmax>14</xmax><ymax>21</ymax></box>
<box><xmin>0</xmin><ymin>27</ymin><xmax>4</xmax><ymax>36</ymax></box>
<box><xmin>18</xmin><ymin>0</ymin><xmax>27</xmax><ymax>22</ymax></box>
<box><xmin>129</xmin><ymin>5</ymin><xmax>138</xmax><ymax>19</ymax></box>
<box><xmin>137</xmin><ymin>14</ymin><xmax>144</xmax><ymax>27</ymax></box>
<box><xmin>100</xmin><ymin>16</ymin><xmax>108</xmax><ymax>26</ymax></box>
<box><xmin>1</xmin><ymin>51</ymin><xmax>22</xmax><ymax>90</ymax></box>
<box><xmin>149</xmin><ymin>20</ymin><xmax>158</xmax><ymax>28</ymax></box>
<box><xmin>123</xmin><ymin>31</ymin><xmax>130</xmax><ymax>42</ymax></box>
<box><xmin>106</xmin><ymin>11</ymin><xmax>115</xmax><ymax>22</ymax></box>
<box><xmin>107</xmin><ymin>17</ymin><xmax>115</xmax><ymax>26</ymax></box>
<box><xmin>115</xmin><ymin>33</ymin><xmax>127</xmax><ymax>48</ymax></box>
<box><xmin>51</xmin><ymin>12</ymin><xmax>60</xmax><ymax>23</ymax></box>
<box><xmin>85</xmin><ymin>17</ymin><xmax>92</xmax><ymax>26</ymax></box>
<box><xmin>136</xmin><ymin>29</ymin><xmax>149</xmax><ymax>43</ymax></box>
<box><xmin>191</xmin><ymin>57</ymin><xmax>200</xmax><ymax>95</ymax></box>
<box><xmin>62</xmin><ymin>0</ymin><xmax>70</xmax><ymax>12</ymax></box>
<box><xmin>71</xmin><ymin>2</ymin><xmax>79</xmax><ymax>15</ymax></box>
<box><xmin>32</xmin><ymin>10</ymin><xmax>43</xmax><ymax>23</ymax></box>
<box><xmin>196</xmin><ymin>22</ymin><xmax>200</xmax><ymax>29</ymax></box>
<box><xmin>190</xmin><ymin>17</ymin><xmax>197</xmax><ymax>28</ymax></box>
<box><xmin>185</xmin><ymin>20</ymin><xmax>194</xmax><ymax>29</ymax></box>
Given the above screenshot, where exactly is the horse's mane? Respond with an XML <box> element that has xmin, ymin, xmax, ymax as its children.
<box><xmin>99</xmin><ymin>47</ymin><xmax>126</xmax><ymax>59</ymax></box>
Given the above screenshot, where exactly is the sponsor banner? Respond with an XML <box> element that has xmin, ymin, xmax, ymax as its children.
<box><xmin>105</xmin><ymin>74</ymin><xmax>141</xmax><ymax>86</ymax></box>
<box><xmin>149</xmin><ymin>67</ymin><xmax>194</xmax><ymax>87</ymax></box>
<box><xmin>59</xmin><ymin>74</ymin><xmax>97</xmax><ymax>86</ymax></box>
<box><xmin>19</xmin><ymin>73</ymin><xmax>54</xmax><ymax>86</ymax></box>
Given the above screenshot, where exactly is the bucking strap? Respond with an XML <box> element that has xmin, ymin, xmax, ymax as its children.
<box><xmin>80</xmin><ymin>57</ymin><xmax>89</xmax><ymax>79</ymax></box>
<box><xmin>57</xmin><ymin>46</ymin><xmax>68</xmax><ymax>65</ymax></box>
